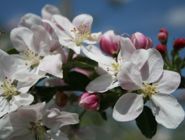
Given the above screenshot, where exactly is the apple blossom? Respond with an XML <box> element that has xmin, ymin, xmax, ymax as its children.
<box><xmin>82</xmin><ymin>37</ymin><xmax>148</xmax><ymax>93</ymax></box>
<box><xmin>10</xmin><ymin>25</ymin><xmax>64</xmax><ymax>78</ymax></box>
<box><xmin>49</xmin><ymin>14</ymin><xmax>101</xmax><ymax>54</ymax></box>
<box><xmin>0</xmin><ymin>103</ymin><xmax>79</xmax><ymax>140</ymax></box>
<box><xmin>0</xmin><ymin>49</ymin><xmax>38</xmax><ymax>117</ymax></box>
<box><xmin>113</xmin><ymin>49</ymin><xmax>185</xmax><ymax>129</ymax></box>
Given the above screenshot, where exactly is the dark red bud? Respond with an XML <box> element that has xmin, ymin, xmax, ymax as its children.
<box><xmin>173</xmin><ymin>38</ymin><xmax>185</xmax><ymax>50</ymax></box>
<box><xmin>156</xmin><ymin>44</ymin><xmax>167</xmax><ymax>54</ymax></box>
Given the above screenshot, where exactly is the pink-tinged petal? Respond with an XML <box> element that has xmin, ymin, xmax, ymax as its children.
<box><xmin>10</xmin><ymin>103</ymin><xmax>45</xmax><ymax>125</ymax></box>
<box><xmin>31</xmin><ymin>25</ymin><xmax>52</xmax><ymax>55</ymax></box>
<box><xmin>19</xmin><ymin>13</ymin><xmax>42</xmax><ymax>28</ymax></box>
<box><xmin>39</xmin><ymin>54</ymin><xmax>63</xmax><ymax>78</ymax></box>
<box><xmin>118</xmin><ymin>37</ymin><xmax>136</xmax><ymax>63</ymax></box>
<box><xmin>52</xmin><ymin>15</ymin><xmax>76</xmax><ymax>38</ymax></box>
<box><xmin>86</xmin><ymin>74</ymin><xmax>114</xmax><ymax>93</ymax></box>
<box><xmin>81</xmin><ymin>45</ymin><xmax>115</xmax><ymax>66</ymax></box>
<box><xmin>72</xmin><ymin>14</ymin><xmax>93</xmax><ymax>32</ymax></box>
<box><xmin>113</xmin><ymin>93</ymin><xmax>144</xmax><ymax>122</ymax></box>
<box><xmin>41</xmin><ymin>4</ymin><xmax>60</xmax><ymax>20</ymax></box>
<box><xmin>10</xmin><ymin>27</ymin><xmax>33</xmax><ymax>52</ymax></box>
<box><xmin>154</xmin><ymin>70</ymin><xmax>181</xmax><ymax>94</ymax></box>
<box><xmin>118</xmin><ymin>62</ymin><xmax>142</xmax><ymax>91</ymax></box>
<box><xmin>130</xmin><ymin>49</ymin><xmax>149</xmax><ymax>70</ymax></box>
<box><xmin>151</xmin><ymin>94</ymin><xmax>185</xmax><ymax>129</ymax></box>
<box><xmin>140</xmin><ymin>49</ymin><xmax>164</xmax><ymax>83</ymax></box>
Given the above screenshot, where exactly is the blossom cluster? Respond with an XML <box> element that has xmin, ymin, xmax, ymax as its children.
<box><xmin>0</xmin><ymin>4</ymin><xmax>185</xmax><ymax>139</ymax></box>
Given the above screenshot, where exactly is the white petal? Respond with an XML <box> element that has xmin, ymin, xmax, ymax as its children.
<box><xmin>151</xmin><ymin>94</ymin><xmax>185</xmax><ymax>129</ymax></box>
<box><xmin>31</xmin><ymin>25</ymin><xmax>52</xmax><ymax>55</ymax></box>
<box><xmin>52</xmin><ymin>15</ymin><xmax>76</xmax><ymax>38</ymax></box>
<box><xmin>113</xmin><ymin>93</ymin><xmax>143</xmax><ymax>122</ymax></box>
<box><xmin>0</xmin><ymin>115</ymin><xmax>14</xmax><ymax>139</ymax></box>
<box><xmin>141</xmin><ymin>49</ymin><xmax>164</xmax><ymax>83</ymax></box>
<box><xmin>118</xmin><ymin>62</ymin><xmax>142</xmax><ymax>91</ymax></box>
<box><xmin>118</xmin><ymin>37</ymin><xmax>136</xmax><ymax>62</ymax></box>
<box><xmin>130</xmin><ymin>49</ymin><xmax>149</xmax><ymax>69</ymax></box>
<box><xmin>86</xmin><ymin>74</ymin><xmax>114</xmax><ymax>93</ymax></box>
<box><xmin>155</xmin><ymin>70</ymin><xmax>181</xmax><ymax>94</ymax></box>
<box><xmin>16</xmin><ymin>72</ymin><xmax>43</xmax><ymax>93</ymax></box>
<box><xmin>72</xmin><ymin>14</ymin><xmax>93</xmax><ymax>32</ymax></box>
<box><xmin>39</xmin><ymin>54</ymin><xmax>63</xmax><ymax>78</ymax></box>
<box><xmin>81</xmin><ymin>45</ymin><xmax>115</xmax><ymax>66</ymax></box>
<box><xmin>41</xmin><ymin>4</ymin><xmax>60</xmax><ymax>20</ymax></box>
<box><xmin>19</xmin><ymin>13</ymin><xmax>42</xmax><ymax>28</ymax></box>
<box><xmin>47</xmin><ymin>130</ymin><xmax>69</xmax><ymax>140</ymax></box>
<box><xmin>10</xmin><ymin>27</ymin><xmax>33</xmax><ymax>52</ymax></box>
<box><xmin>43</xmin><ymin>108</ymin><xmax>79</xmax><ymax>131</ymax></box>
<box><xmin>13</xmin><ymin>94</ymin><xmax>34</xmax><ymax>106</ymax></box>
<box><xmin>0</xmin><ymin>98</ymin><xmax>11</xmax><ymax>117</ymax></box>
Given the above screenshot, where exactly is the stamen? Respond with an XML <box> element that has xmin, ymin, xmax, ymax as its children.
<box><xmin>29</xmin><ymin>121</ymin><xmax>46</xmax><ymax>140</ymax></box>
<box><xmin>22</xmin><ymin>49</ymin><xmax>41</xmax><ymax>69</ymax></box>
<box><xmin>111</xmin><ymin>62</ymin><xmax>120</xmax><ymax>72</ymax></box>
<box><xmin>140</xmin><ymin>83</ymin><xmax>157</xmax><ymax>98</ymax></box>
<box><xmin>0</xmin><ymin>79</ymin><xmax>19</xmax><ymax>101</ymax></box>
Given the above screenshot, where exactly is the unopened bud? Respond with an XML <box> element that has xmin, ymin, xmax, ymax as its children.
<box><xmin>173</xmin><ymin>38</ymin><xmax>185</xmax><ymax>50</ymax></box>
<box><xmin>100</xmin><ymin>30</ymin><xmax>121</xmax><ymax>56</ymax></box>
<box><xmin>158</xmin><ymin>28</ymin><xmax>168</xmax><ymax>44</ymax></box>
<box><xmin>79</xmin><ymin>92</ymin><xmax>99</xmax><ymax>111</ymax></box>
<box><xmin>131</xmin><ymin>32</ymin><xmax>152</xmax><ymax>49</ymax></box>
<box><xmin>55</xmin><ymin>91</ymin><xmax>68</xmax><ymax>107</ymax></box>
<box><xmin>156</xmin><ymin>44</ymin><xmax>167</xmax><ymax>54</ymax></box>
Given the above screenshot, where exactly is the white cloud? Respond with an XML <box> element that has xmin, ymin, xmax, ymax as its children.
<box><xmin>166</xmin><ymin>6</ymin><xmax>185</xmax><ymax>28</ymax></box>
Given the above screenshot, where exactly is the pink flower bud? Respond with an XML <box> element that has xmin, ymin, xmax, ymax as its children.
<box><xmin>156</xmin><ymin>44</ymin><xmax>167</xmax><ymax>54</ymax></box>
<box><xmin>160</xmin><ymin>28</ymin><xmax>168</xmax><ymax>36</ymax></box>
<box><xmin>173</xmin><ymin>38</ymin><xmax>185</xmax><ymax>50</ymax></box>
<box><xmin>131</xmin><ymin>32</ymin><xmax>152</xmax><ymax>49</ymax></box>
<box><xmin>79</xmin><ymin>92</ymin><xmax>99</xmax><ymax>111</ymax></box>
<box><xmin>158</xmin><ymin>28</ymin><xmax>168</xmax><ymax>44</ymax></box>
<box><xmin>100</xmin><ymin>30</ymin><xmax>121</xmax><ymax>56</ymax></box>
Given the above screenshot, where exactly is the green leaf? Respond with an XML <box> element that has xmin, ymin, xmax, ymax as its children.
<box><xmin>64</xmin><ymin>71</ymin><xmax>90</xmax><ymax>91</ymax></box>
<box><xmin>6</xmin><ymin>48</ymin><xmax>19</xmax><ymax>54</ymax></box>
<box><xmin>136</xmin><ymin>106</ymin><xmax>157</xmax><ymax>138</ymax></box>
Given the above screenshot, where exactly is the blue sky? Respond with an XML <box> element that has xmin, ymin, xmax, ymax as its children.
<box><xmin>0</xmin><ymin>0</ymin><xmax>185</xmax><ymax>48</ymax></box>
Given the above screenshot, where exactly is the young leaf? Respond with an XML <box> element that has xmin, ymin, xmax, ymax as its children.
<box><xmin>136</xmin><ymin>106</ymin><xmax>157</xmax><ymax>138</ymax></box>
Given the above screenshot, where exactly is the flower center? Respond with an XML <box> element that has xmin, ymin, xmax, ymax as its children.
<box><xmin>140</xmin><ymin>83</ymin><xmax>157</xmax><ymax>98</ymax></box>
<box><xmin>29</xmin><ymin>121</ymin><xmax>46</xmax><ymax>140</ymax></box>
<box><xmin>111</xmin><ymin>62</ymin><xmax>120</xmax><ymax>73</ymax></box>
<box><xmin>23</xmin><ymin>49</ymin><xmax>42</xmax><ymax>69</ymax></box>
<box><xmin>71</xmin><ymin>25</ymin><xmax>91</xmax><ymax>46</ymax></box>
<box><xmin>0</xmin><ymin>79</ymin><xmax>19</xmax><ymax>101</ymax></box>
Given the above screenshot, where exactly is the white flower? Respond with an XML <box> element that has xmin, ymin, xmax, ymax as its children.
<box><xmin>82</xmin><ymin>37</ymin><xmax>149</xmax><ymax>93</ymax></box>
<box><xmin>10</xmin><ymin>25</ymin><xmax>64</xmax><ymax>78</ymax></box>
<box><xmin>50</xmin><ymin>14</ymin><xmax>101</xmax><ymax>54</ymax></box>
<box><xmin>113</xmin><ymin>49</ymin><xmax>185</xmax><ymax>129</ymax></box>
<box><xmin>19</xmin><ymin>4</ymin><xmax>60</xmax><ymax>28</ymax></box>
<box><xmin>0</xmin><ymin>50</ymin><xmax>34</xmax><ymax>117</ymax></box>
<box><xmin>0</xmin><ymin>103</ymin><xmax>79</xmax><ymax>140</ymax></box>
